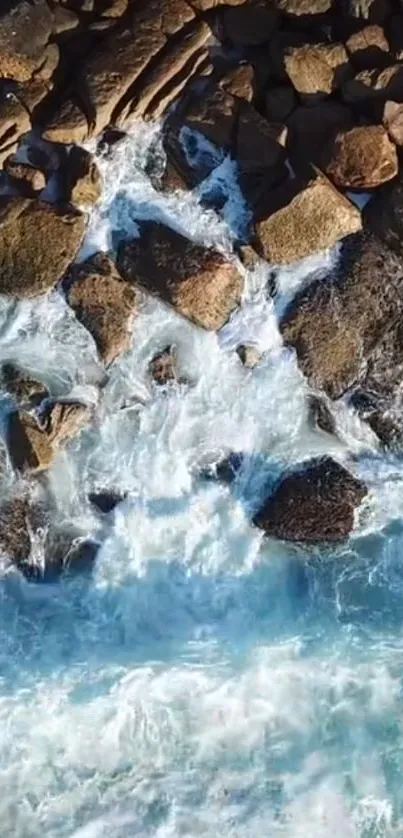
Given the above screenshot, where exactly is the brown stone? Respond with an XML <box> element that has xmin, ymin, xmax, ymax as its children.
<box><xmin>364</xmin><ymin>171</ymin><xmax>403</xmax><ymax>257</ymax></box>
<box><xmin>1</xmin><ymin>362</ymin><xmax>48</xmax><ymax>407</ymax></box>
<box><xmin>7</xmin><ymin>411</ymin><xmax>54</xmax><ymax>474</ymax></box>
<box><xmin>342</xmin><ymin>0</ymin><xmax>390</xmax><ymax>24</ymax></box>
<box><xmin>235</xmin><ymin>103</ymin><xmax>287</xmax><ymax>173</ymax></box>
<box><xmin>52</xmin><ymin>4</ymin><xmax>79</xmax><ymax>33</ymax></box>
<box><xmin>65</xmin><ymin>147</ymin><xmax>103</xmax><ymax>206</ymax></box>
<box><xmin>42</xmin><ymin>98</ymin><xmax>89</xmax><ymax>145</ymax></box>
<box><xmin>346</xmin><ymin>24</ymin><xmax>389</xmax><ymax>69</ymax></box>
<box><xmin>0</xmin><ymin>0</ymin><xmax>53</xmax><ymax>83</ymax></box>
<box><xmin>274</xmin><ymin>0</ymin><xmax>333</xmax><ymax>13</ymax></box>
<box><xmin>286</xmin><ymin>101</ymin><xmax>354</xmax><ymax>175</ymax></box>
<box><xmin>43</xmin><ymin>401</ymin><xmax>92</xmax><ymax>446</ymax></box>
<box><xmin>149</xmin><ymin>346</ymin><xmax>179</xmax><ymax>385</ymax></box>
<box><xmin>189</xmin><ymin>0</ymin><xmax>247</xmax><ymax>7</ymax></box>
<box><xmin>324</xmin><ymin>125</ymin><xmax>398</xmax><ymax>189</ymax></box>
<box><xmin>280</xmin><ymin>232</ymin><xmax>403</xmax><ymax>398</ymax></box>
<box><xmin>256</xmin><ymin>170</ymin><xmax>362</xmax><ymax>266</ymax></box>
<box><xmin>343</xmin><ymin>64</ymin><xmax>403</xmax><ymax>106</ymax></box>
<box><xmin>101</xmin><ymin>0</ymin><xmax>129</xmax><ymax>17</ymax></box>
<box><xmin>117</xmin><ymin>221</ymin><xmax>243</xmax><ymax>331</ymax></box>
<box><xmin>0</xmin><ymin>198</ymin><xmax>85</xmax><ymax>299</ymax></box>
<box><xmin>183</xmin><ymin>87</ymin><xmax>239</xmax><ymax>151</ymax></box>
<box><xmin>221</xmin><ymin>1</ymin><xmax>279</xmax><ymax>46</ymax></box>
<box><xmin>307</xmin><ymin>394</ymin><xmax>337</xmax><ymax>436</ymax></box>
<box><xmin>383</xmin><ymin>100</ymin><xmax>403</xmax><ymax>147</ymax></box>
<box><xmin>0</xmin><ymin>91</ymin><xmax>31</xmax><ymax>160</ymax></box>
<box><xmin>66</xmin><ymin>254</ymin><xmax>138</xmax><ymax>365</ymax></box>
<box><xmin>265</xmin><ymin>85</ymin><xmax>297</xmax><ymax>122</ymax></box>
<box><xmin>218</xmin><ymin>65</ymin><xmax>255</xmax><ymax>103</ymax></box>
<box><xmin>254</xmin><ymin>456</ymin><xmax>367</xmax><ymax>543</ymax></box>
<box><xmin>284</xmin><ymin>42</ymin><xmax>351</xmax><ymax>103</ymax></box>
<box><xmin>3</xmin><ymin>160</ymin><xmax>46</xmax><ymax>195</ymax></box>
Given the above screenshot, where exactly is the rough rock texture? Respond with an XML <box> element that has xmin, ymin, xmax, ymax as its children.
<box><xmin>274</xmin><ymin>0</ymin><xmax>333</xmax><ymax>13</ymax></box>
<box><xmin>343</xmin><ymin>0</ymin><xmax>390</xmax><ymax>24</ymax></box>
<box><xmin>117</xmin><ymin>221</ymin><xmax>243</xmax><ymax>330</ymax></box>
<box><xmin>343</xmin><ymin>64</ymin><xmax>403</xmax><ymax>106</ymax></box>
<box><xmin>221</xmin><ymin>1</ymin><xmax>279</xmax><ymax>46</ymax></box>
<box><xmin>255</xmin><ymin>171</ymin><xmax>362</xmax><ymax>265</ymax></box>
<box><xmin>286</xmin><ymin>102</ymin><xmax>354</xmax><ymax>175</ymax></box>
<box><xmin>324</xmin><ymin>125</ymin><xmax>398</xmax><ymax>189</ymax></box>
<box><xmin>7</xmin><ymin>411</ymin><xmax>54</xmax><ymax>474</ymax></box>
<box><xmin>383</xmin><ymin>100</ymin><xmax>403</xmax><ymax>147</ymax></box>
<box><xmin>66</xmin><ymin>254</ymin><xmax>138</xmax><ymax>365</ymax></box>
<box><xmin>149</xmin><ymin>346</ymin><xmax>179</xmax><ymax>385</ymax></box>
<box><xmin>218</xmin><ymin>65</ymin><xmax>255</xmax><ymax>102</ymax></box>
<box><xmin>365</xmin><ymin>172</ymin><xmax>403</xmax><ymax>257</ymax></box>
<box><xmin>43</xmin><ymin>401</ymin><xmax>92</xmax><ymax>446</ymax></box>
<box><xmin>182</xmin><ymin>87</ymin><xmax>239</xmax><ymax>151</ymax></box>
<box><xmin>284</xmin><ymin>43</ymin><xmax>351</xmax><ymax>102</ymax></box>
<box><xmin>0</xmin><ymin>0</ymin><xmax>53</xmax><ymax>82</ymax></box>
<box><xmin>280</xmin><ymin>232</ymin><xmax>403</xmax><ymax>398</ymax></box>
<box><xmin>0</xmin><ymin>496</ymin><xmax>44</xmax><ymax>570</ymax></box>
<box><xmin>346</xmin><ymin>24</ymin><xmax>389</xmax><ymax>69</ymax></box>
<box><xmin>0</xmin><ymin>198</ymin><xmax>85</xmax><ymax>298</ymax></box>
<box><xmin>65</xmin><ymin>147</ymin><xmax>103</xmax><ymax>206</ymax></box>
<box><xmin>307</xmin><ymin>394</ymin><xmax>337</xmax><ymax>436</ymax></box>
<box><xmin>254</xmin><ymin>456</ymin><xmax>367</xmax><ymax>543</ymax></box>
<box><xmin>3</xmin><ymin>160</ymin><xmax>46</xmax><ymax>195</ymax></box>
<box><xmin>1</xmin><ymin>362</ymin><xmax>48</xmax><ymax>407</ymax></box>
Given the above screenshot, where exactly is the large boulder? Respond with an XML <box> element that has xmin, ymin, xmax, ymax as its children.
<box><xmin>343</xmin><ymin>65</ymin><xmax>403</xmax><ymax>108</ymax></box>
<box><xmin>0</xmin><ymin>0</ymin><xmax>53</xmax><ymax>82</ymax></box>
<box><xmin>221</xmin><ymin>1</ymin><xmax>279</xmax><ymax>46</ymax></box>
<box><xmin>64</xmin><ymin>147</ymin><xmax>103</xmax><ymax>207</ymax></box>
<box><xmin>284</xmin><ymin>42</ymin><xmax>351</xmax><ymax>103</ymax></box>
<box><xmin>66</xmin><ymin>254</ymin><xmax>138</xmax><ymax>365</ymax></box>
<box><xmin>254</xmin><ymin>456</ymin><xmax>367</xmax><ymax>543</ymax></box>
<box><xmin>255</xmin><ymin>170</ymin><xmax>362</xmax><ymax>265</ymax></box>
<box><xmin>324</xmin><ymin>125</ymin><xmax>398</xmax><ymax>189</ymax></box>
<box><xmin>0</xmin><ymin>198</ymin><xmax>85</xmax><ymax>299</ymax></box>
<box><xmin>117</xmin><ymin>221</ymin><xmax>243</xmax><ymax>330</ymax></box>
<box><xmin>280</xmin><ymin>232</ymin><xmax>403</xmax><ymax>398</ymax></box>
<box><xmin>345</xmin><ymin>24</ymin><xmax>390</xmax><ymax>69</ymax></box>
<box><xmin>383</xmin><ymin>100</ymin><xmax>403</xmax><ymax>147</ymax></box>
<box><xmin>286</xmin><ymin>101</ymin><xmax>354</xmax><ymax>175</ymax></box>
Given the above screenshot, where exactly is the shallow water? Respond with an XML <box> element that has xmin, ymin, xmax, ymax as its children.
<box><xmin>1</xmin><ymin>122</ymin><xmax>403</xmax><ymax>837</ymax></box>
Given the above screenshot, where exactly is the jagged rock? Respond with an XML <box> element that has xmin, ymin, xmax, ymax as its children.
<box><xmin>66</xmin><ymin>254</ymin><xmax>138</xmax><ymax>366</ymax></box>
<box><xmin>7</xmin><ymin>411</ymin><xmax>54</xmax><ymax>474</ymax></box>
<box><xmin>0</xmin><ymin>198</ymin><xmax>85</xmax><ymax>299</ymax></box>
<box><xmin>117</xmin><ymin>221</ymin><xmax>243</xmax><ymax>330</ymax></box>
<box><xmin>236</xmin><ymin>344</ymin><xmax>262</xmax><ymax>368</ymax></box>
<box><xmin>221</xmin><ymin>1</ymin><xmax>279</xmax><ymax>46</ymax></box>
<box><xmin>42</xmin><ymin>98</ymin><xmax>89</xmax><ymax>145</ymax></box>
<box><xmin>324</xmin><ymin>125</ymin><xmax>398</xmax><ymax>189</ymax></box>
<box><xmin>101</xmin><ymin>0</ymin><xmax>129</xmax><ymax>17</ymax></box>
<box><xmin>0</xmin><ymin>0</ymin><xmax>53</xmax><ymax>83</ymax></box>
<box><xmin>0</xmin><ymin>90</ymin><xmax>31</xmax><ymax>163</ymax></box>
<box><xmin>254</xmin><ymin>456</ymin><xmax>367</xmax><ymax>543</ymax></box>
<box><xmin>307</xmin><ymin>394</ymin><xmax>337</xmax><ymax>436</ymax></box>
<box><xmin>286</xmin><ymin>102</ymin><xmax>354</xmax><ymax>175</ymax></box>
<box><xmin>183</xmin><ymin>87</ymin><xmax>239</xmax><ymax>151</ymax></box>
<box><xmin>284</xmin><ymin>43</ymin><xmax>351</xmax><ymax>103</ymax></box>
<box><xmin>218</xmin><ymin>65</ymin><xmax>255</xmax><ymax>102</ymax></box>
<box><xmin>342</xmin><ymin>0</ymin><xmax>390</xmax><ymax>24</ymax></box>
<box><xmin>265</xmin><ymin>85</ymin><xmax>297</xmax><ymax>122</ymax></box>
<box><xmin>235</xmin><ymin>103</ymin><xmax>287</xmax><ymax>172</ymax></box>
<box><xmin>274</xmin><ymin>0</ymin><xmax>333</xmax><ymax>13</ymax></box>
<box><xmin>89</xmin><ymin>490</ymin><xmax>126</xmax><ymax>513</ymax></box>
<box><xmin>346</xmin><ymin>24</ymin><xmax>389</xmax><ymax>69</ymax></box>
<box><xmin>149</xmin><ymin>346</ymin><xmax>179</xmax><ymax>385</ymax></box>
<box><xmin>64</xmin><ymin>147</ymin><xmax>103</xmax><ymax>206</ymax></box>
<box><xmin>280</xmin><ymin>233</ymin><xmax>403</xmax><ymax>398</ymax></box>
<box><xmin>3</xmin><ymin>159</ymin><xmax>46</xmax><ymax>195</ymax></box>
<box><xmin>255</xmin><ymin>171</ymin><xmax>362</xmax><ymax>266</ymax></box>
<box><xmin>364</xmin><ymin>171</ymin><xmax>403</xmax><ymax>257</ymax></box>
<box><xmin>343</xmin><ymin>65</ymin><xmax>403</xmax><ymax>107</ymax></box>
<box><xmin>238</xmin><ymin>244</ymin><xmax>261</xmax><ymax>270</ymax></box>
<box><xmin>43</xmin><ymin>401</ymin><xmax>92</xmax><ymax>446</ymax></box>
<box><xmin>383</xmin><ymin>101</ymin><xmax>403</xmax><ymax>147</ymax></box>
<box><xmin>1</xmin><ymin>362</ymin><xmax>48</xmax><ymax>407</ymax></box>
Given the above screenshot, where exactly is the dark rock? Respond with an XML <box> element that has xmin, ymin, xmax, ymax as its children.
<box><xmin>307</xmin><ymin>394</ymin><xmax>337</xmax><ymax>435</ymax></box>
<box><xmin>66</xmin><ymin>253</ymin><xmax>138</xmax><ymax>366</ymax></box>
<box><xmin>286</xmin><ymin>101</ymin><xmax>354</xmax><ymax>176</ymax></box>
<box><xmin>64</xmin><ymin>147</ymin><xmax>103</xmax><ymax>207</ymax></box>
<box><xmin>89</xmin><ymin>490</ymin><xmax>126</xmax><ymax>513</ymax></box>
<box><xmin>0</xmin><ymin>0</ymin><xmax>53</xmax><ymax>83</ymax></box>
<box><xmin>149</xmin><ymin>346</ymin><xmax>179</xmax><ymax>385</ymax></box>
<box><xmin>364</xmin><ymin>171</ymin><xmax>403</xmax><ymax>257</ymax></box>
<box><xmin>201</xmin><ymin>452</ymin><xmax>244</xmax><ymax>484</ymax></box>
<box><xmin>383</xmin><ymin>100</ymin><xmax>403</xmax><ymax>147</ymax></box>
<box><xmin>236</xmin><ymin>344</ymin><xmax>262</xmax><ymax>368</ymax></box>
<box><xmin>218</xmin><ymin>65</ymin><xmax>255</xmax><ymax>103</ymax></box>
<box><xmin>1</xmin><ymin>362</ymin><xmax>48</xmax><ymax>407</ymax></box>
<box><xmin>342</xmin><ymin>0</ymin><xmax>390</xmax><ymax>25</ymax></box>
<box><xmin>7</xmin><ymin>411</ymin><xmax>54</xmax><ymax>474</ymax></box>
<box><xmin>221</xmin><ymin>1</ymin><xmax>279</xmax><ymax>46</ymax></box>
<box><xmin>324</xmin><ymin>125</ymin><xmax>398</xmax><ymax>189</ymax></box>
<box><xmin>265</xmin><ymin>85</ymin><xmax>297</xmax><ymax>122</ymax></box>
<box><xmin>117</xmin><ymin>221</ymin><xmax>243</xmax><ymax>331</ymax></box>
<box><xmin>96</xmin><ymin>128</ymin><xmax>127</xmax><ymax>158</ymax></box>
<box><xmin>183</xmin><ymin>86</ymin><xmax>239</xmax><ymax>151</ymax></box>
<box><xmin>343</xmin><ymin>64</ymin><xmax>403</xmax><ymax>108</ymax></box>
<box><xmin>284</xmin><ymin>42</ymin><xmax>351</xmax><ymax>103</ymax></box>
<box><xmin>44</xmin><ymin>529</ymin><xmax>100</xmax><ymax>579</ymax></box>
<box><xmin>254</xmin><ymin>456</ymin><xmax>367</xmax><ymax>543</ymax></box>
<box><xmin>346</xmin><ymin>24</ymin><xmax>390</xmax><ymax>69</ymax></box>
<box><xmin>280</xmin><ymin>232</ymin><xmax>403</xmax><ymax>398</ymax></box>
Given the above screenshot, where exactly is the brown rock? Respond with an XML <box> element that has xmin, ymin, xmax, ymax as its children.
<box><xmin>7</xmin><ymin>411</ymin><xmax>54</xmax><ymax>474</ymax></box>
<box><xmin>307</xmin><ymin>394</ymin><xmax>337</xmax><ymax>436</ymax></box>
<box><xmin>0</xmin><ymin>0</ymin><xmax>53</xmax><ymax>83</ymax></box>
<box><xmin>3</xmin><ymin>160</ymin><xmax>46</xmax><ymax>195</ymax></box>
<box><xmin>65</xmin><ymin>147</ymin><xmax>103</xmax><ymax>206</ymax></box>
<box><xmin>1</xmin><ymin>362</ymin><xmax>48</xmax><ymax>407</ymax></box>
<box><xmin>218</xmin><ymin>65</ymin><xmax>255</xmax><ymax>102</ymax></box>
<box><xmin>42</xmin><ymin>98</ymin><xmax>89</xmax><ymax>145</ymax></box>
<box><xmin>43</xmin><ymin>401</ymin><xmax>92</xmax><ymax>446</ymax></box>
<box><xmin>117</xmin><ymin>221</ymin><xmax>243</xmax><ymax>330</ymax></box>
<box><xmin>255</xmin><ymin>170</ymin><xmax>362</xmax><ymax>266</ymax></box>
<box><xmin>66</xmin><ymin>254</ymin><xmax>138</xmax><ymax>365</ymax></box>
<box><xmin>101</xmin><ymin>0</ymin><xmax>129</xmax><ymax>17</ymax></box>
<box><xmin>346</xmin><ymin>24</ymin><xmax>389</xmax><ymax>69</ymax></box>
<box><xmin>52</xmin><ymin>4</ymin><xmax>79</xmax><ymax>33</ymax></box>
<box><xmin>0</xmin><ymin>198</ymin><xmax>85</xmax><ymax>299</ymax></box>
<box><xmin>189</xmin><ymin>0</ymin><xmax>247</xmax><ymax>7</ymax></box>
<box><xmin>280</xmin><ymin>232</ymin><xmax>403</xmax><ymax>398</ymax></box>
<box><xmin>149</xmin><ymin>346</ymin><xmax>179</xmax><ymax>385</ymax></box>
<box><xmin>324</xmin><ymin>125</ymin><xmax>398</xmax><ymax>189</ymax></box>
<box><xmin>364</xmin><ymin>171</ymin><xmax>403</xmax><ymax>257</ymax></box>
<box><xmin>265</xmin><ymin>85</ymin><xmax>297</xmax><ymax>122</ymax></box>
<box><xmin>284</xmin><ymin>42</ymin><xmax>351</xmax><ymax>103</ymax></box>
<box><xmin>383</xmin><ymin>100</ymin><xmax>403</xmax><ymax>147</ymax></box>
<box><xmin>235</xmin><ymin>103</ymin><xmax>287</xmax><ymax>173</ymax></box>
<box><xmin>221</xmin><ymin>1</ymin><xmax>279</xmax><ymax>46</ymax></box>
<box><xmin>274</xmin><ymin>0</ymin><xmax>333</xmax><ymax>13</ymax></box>
<box><xmin>254</xmin><ymin>456</ymin><xmax>367</xmax><ymax>543</ymax></box>
<box><xmin>286</xmin><ymin>101</ymin><xmax>354</xmax><ymax>175</ymax></box>
<box><xmin>343</xmin><ymin>64</ymin><xmax>403</xmax><ymax>106</ymax></box>
<box><xmin>183</xmin><ymin>87</ymin><xmax>239</xmax><ymax>151</ymax></box>
<box><xmin>236</xmin><ymin>344</ymin><xmax>262</xmax><ymax>367</ymax></box>
<box><xmin>343</xmin><ymin>0</ymin><xmax>390</xmax><ymax>24</ymax></box>
<box><xmin>0</xmin><ymin>91</ymin><xmax>31</xmax><ymax>160</ymax></box>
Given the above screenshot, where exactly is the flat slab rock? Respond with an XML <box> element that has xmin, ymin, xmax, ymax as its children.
<box><xmin>7</xmin><ymin>401</ymin><xmax>92</xmax><ymax>474</ymax></box>
<box><xmin>0</xmin><ymin>198</ymin><xmax>85</xmax><ymax>298</ymax></box>
<box><xmin>254</xmin><ymin>456</ymin><xmax>367</xmax><ymax>543</ymax></box>
<box><xmin>117</xmin><ymin>221</ymin><xmax>243</xmax><ymax>330</ymax></box>
<box><xmin>324</xmin><ymin>125</ymin><xmax>398</xmax><ymax>190</ymax></box>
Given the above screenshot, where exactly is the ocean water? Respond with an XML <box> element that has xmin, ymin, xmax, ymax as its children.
<box><xmin>1</xmin><ymin>122</ymin><xmax>403</xmax><ymax>837</ymax></box>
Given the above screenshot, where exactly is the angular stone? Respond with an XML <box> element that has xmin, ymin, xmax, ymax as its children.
<box><xmin>342</xmin><ymin>0</ymin><xmax>390</xmax><ymax>24</ymax></box>
<box><xmin>383</xmin><ymin>100</ymin><xmax>403</xmax><ymax>147</ymax></box>
<box><xmin>0</xmin><ymin>0</ymin><xmax>53</xmax><ymax>83</ymax></box>
<box><xmin>7</xmin><ymin>411</ymin><xmax>54</xmax><ymax>474</ymax></box>
<box><xmin>1</xmin><ymin>362</ymin><xmax>48</xmax><ymax>407</ymax></box>
<box><xmin>218</xmin><ymin>65</ymin><xmax>255</xmax><ymax>103</ymax></box>
<box><xmin>256</xmin><ymin>170</ymin><xmax>362</xmax><ymax>266</ymax></box>
<box><xmin>235</xmin><ymin>103</ymin><xmax>287</xmax><ymax>173</ymax></box>
<box><xmin>307</xmin><ymin>394</ymin><xmax>337</xmax><ymax>436</ymax></box>
<box><xmin>364</xmin><ymin>171</ymin><xmax>403</xmax><ymax>257</ymax></box>
<box><xmin>117</xmin><ymin>221</ymin><xmax>243</xmax><ymax>330</ymax></box>
<box><xmin>149</xmin><ymin>346</ymin><xmax>179</xmax><ymax>385</ymax></box>
<box><xmin>0</xmin><ymin>90</ymin><xmax>31</xmax><ymax>157</ymax></box>
<box><xmin>274</xmin><ymin>0</ymin><xmax>333</xmax><ymax>13</ymax></box>
<box><xmin>280</xmin><ymin>232</ymin><xmax>403</xmax><ymax>398</ymax></box>
<box><xmin>221</xmin><ymin>1</ymin><xmax>279</xmax><ymax>46</ymax></box>
<box><xmin>89</xmin><ymin>490</ymin><xmax>126</xmax><ymax>513</ymax></box>
<box><xmin>43</xmin><ymin>401</ymin><xmax>92</xmax><ymax>446</ymax></box>
<box><xmin>66</xmin><ymin>254</ymin><xmax>138</xmax><ymax>365</ymax></box>
<box><xmin>284</xmin><ymin>42</ymin><xmax>351</xmax><ymax>102</ymax></box>
<box><xmin>42</xmin><ymin>97</ymin><xmax>89</xmax><ymax>145</ymax></box>
<box><xmin>254</xmin><ymin>456</ymin><xmax>367</xmax><ymax>543</ymax></box>
<box><xmin>286</xmin><ymin>101</ymin><xmax>354</xmax><ymax>175</ymax></box>
<box><xmin>65</xmin><ymin>147</ymin><xmax>103</xmax><ymax>206</ymax></box>
<box><xmin>183</xmin><ymin>87</ymin><xmax>239</xmax><ymax>151</ymax></box>
<box><xmin>3</xmin><ymin>160</ymin><xmax>46</xmax><ymax>195</ymax></box>
<box><xmin>346</xmin><ymin>24</ymin><xmax>389</xmax><ymax>69</ymax></box>
<box><xmin>343</xmin><ymin>64</ymin><xmax>403</xmax><ymax>106</ymax></box>
<box><xmin>324</xmin><ymin>125</ymin><xmax>398</xmax><ymax>189</ymax></box>
<box><xmin>236</xmin><ymin>344</ymin><xmax>262</xmax><ymax>368</ymax></box>
<box><xmin>0</xmin><ymin>198</ymin><xmax>85</xmax><ymax>299</ymax></box>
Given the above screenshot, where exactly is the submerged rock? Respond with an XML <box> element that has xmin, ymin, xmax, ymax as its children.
<box><xmin>236</xmin><ymin>344</ymin><xmax>263</xmax><ymax>368</ymax></box>
<box><xmin>307</xmin><ymin>394</ymin><xmax>337</xmax><ymax>436</ymax></box>
<box><xmin>117</xmin><ymin>221</ymin><xmax>243</xmax><ymax>330</ymax></box>
<box><xmin>7</xmin><ymin>411</ymin><xmax>54</xmax><ymax>474</ymax></box>
<box><xmin>254</xmin><ymin>456</ymin><xmax>367</xmax><ymax>543</ymax></box>
<box><xmin>0</xmin><ymin>362</ymin><xmax>49</xmax><ymax>407</ymax></box>
<box><xmin>149</xmin><ymin>346</ymin><xmax>180</xmax><ymax>386</ymax></box>
<box><xmin>89</xmin><ymin>490</ymin><xmax>126</xmax><ymax>514</ymax></box>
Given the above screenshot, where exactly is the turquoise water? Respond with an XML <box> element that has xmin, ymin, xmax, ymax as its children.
<box><xmin>1</xmin><ymin>124</ymin><xmax>403</xmax><ymax>837</ymax></box>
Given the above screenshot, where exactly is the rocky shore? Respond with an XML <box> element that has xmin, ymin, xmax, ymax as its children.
<box><xmin>2</xmin><ymin>0</ymin><xmax>403</xmax><ymax>576</ymax></box>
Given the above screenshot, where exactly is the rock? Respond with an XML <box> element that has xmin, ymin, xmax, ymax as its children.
<box><xmin>43</xmin><ymin>401</ymin><xmax>92</xmax><ymax>446</ymax></box>
<box><xmin>117</xmin><ymin>221</ymin><xmax>243</xmax><ymax>331</ymax></box>
<box><xmin>238</xmin><ymin>244</ymin><xmax>262</xmax><ymax>270</ymax></box>
<box><xmin>0</xmin><ymin>89</ymin><xmax>31</xmax><ymax>162</ymax></box>
<box><xmin>7</xmin><ymin>411</ymin><xmax>54</xmax><ymax>474</ymax></box>
<box><xmin>101</xmin><ymin>0</ymin><xmax>129</xmax><ymax>17</ymax></box>
<box><xmin>0</xmin><ymin>198</ymin><xmax>85</xmax><ymax>299</ymax></box>
<box><xmin>254</xmin><ymin>456</ymin><xmax>367</xmax><ymax>543</ymax></box>
<box><xmin>0</xmin><ymin>496</ymin><xmax>44</xmax><ymax>572</ymax></box>
<box><xmin>52</xmin><ymin>4</ymin><xmax>79</xmax><ymax>33</ymax></box>
<box><xmin>265</xmin><ymin>85</ymin><xmax>297</xmax><ymax>122</ymax></box>
<box><xmin>189</xmin><ymin>0</ymin><xmax>248</xmax><ymax>7</ymax></box>
<box><xmin>343</xmin><ymin>65</ymin><xmax>403</xmax><ymax>107</ymax></box>
<box><xmin>284</xmin><ymin>42</ymin><xmax>351</xmax><ymax>103</ymax></box>
<box><xmin>346</xmin><ymin>24</ymin><xmax>389</xmax><ymax>69</ymax></box>
<box><xmin>236</xmin><ymin>344</ymin><xmax>262</xmax><ymax>368</ymax></box>
<box><xmin>183</xmin><ymin>87</ymin><xmax>239</xmax><ymax>151</ymax></box>
<box><xmin>1</xmin><ymin>362</ymin><xmax>48</xmax><ymax>407</ymax></box>
<box><xmin>342</xmin><ymin>0</ymin><xmax>390</xmax><ymax>24</ymax></box>
<box><xmin>324</xmin><ymin>125</ymin><xmax>398</xmax><ymax>189</ymax></box>
<box><xmin>3</xmin><ymin>160</ymin><xmax>46</xmax><ymax>195</ymax></box>
<box><xmin>235</xmin><ymin>103</ymin><xmax>287</xmax><ymax>171</ymax></box>
<box><xmin>42</xmin><ymin>98</ymin><xmax>89</xmax><ymax>145</ymax></box>
<box><xmin>64</xmin><ymin>147</ymin><xmax>102</xmax><ymax>207</ymax></box>
<box><xmin>383</xmin><ymin>100</ymin><xmax>403</xmax><ymax>147</ymax></box>
<box><xmin>89</xmin><ymin>490</ymin><xmax>125</xmax><ymax>513</ymax></box>
<box><xmin>201</xmin><ymin>452</ymin><xmax>244</xmax><ymax>484</ymax></box>
<box><xmin>286</xmin><ymin>101</ymin><xmax>354</xmax><ymax>175</ymax></box>
<box><xmin>66</xmin><ymin>253</ymin><xmax>138</xmax><ymax>366</ymax></box>
<box><xmin>255</xmin><ymin>170</ymin><xmax>362</xmax><ymax>266</ymax></box>
<box><xmin>221</xmin><ymin>1</ymin><xmax>279</xmax><ymax>46</ymax></box>
<box><xmin>0</xmin><ymin>0</ymin><xmax>53</xmax><ymax>83</ymax></box>
<box><xmin>218</xmin><ymin>65</ymin><xmax>255</xmax><ymax>103</ymax></box>
<box><xmin>149</xmin><ymin>346</ymin><xmax>179</xmax><ymax>385</ymax></box>
<box><xmin>44</xmin><ymin>529</ymin><xmax>100</xmax><ymax>578</ymax></box>
<box><xmin>280</xmin><ymin>232</ymin><xmax>403</xmax><ymax>398</ymax></box>
<box><xmin>364</xmin><ymin>171</ymin><xmax>403</xmax><ymax>256</ymax></box>
<box><xmin>307</xmin><ymin>394</ymin><xmax>337</xmax><ymax>436</ymax></box>
<box><xmin>274</xmin><ymin>0</ymin><xmax>333</xmax><ymax>13</ymax></box>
